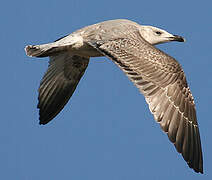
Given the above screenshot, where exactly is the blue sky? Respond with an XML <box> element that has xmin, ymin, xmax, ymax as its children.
<box><xmin>1</xmin><ymin>0</ymin><xmax>211</xmax><ymax>179</ymax></box>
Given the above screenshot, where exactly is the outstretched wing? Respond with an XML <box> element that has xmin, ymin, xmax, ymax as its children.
<box><xmin>37</xmin><ymin>52</ymin><xmax>89</xmax><ymax>125</ymax></box>
<box><xmin>87</xmin><ymin>29</ymin><xmax>203</xmax><ymax>173</ymax></box>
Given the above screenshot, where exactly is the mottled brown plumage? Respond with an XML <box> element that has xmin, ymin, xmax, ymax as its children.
<box><xmin>25</xmin><ymin>19</ymin><xmax>203</xmax><ymax>173</ymax></box>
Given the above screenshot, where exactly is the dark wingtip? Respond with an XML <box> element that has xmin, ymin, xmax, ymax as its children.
<box><xmin>39</xmin><ymin>121</ymin><xmax>45</xmax><ymax>125</ymax></box>
<box><xmin>194</xmin><ymin>168</ymin><xmax>203</xmax><ymax>174</ymax></box>
<box><xmin>39</xmin><ymin>119</ymin><xmax>47</xmax><ymax>125</ymax></box>
<box><xmin>39</xmin><ymin>116</ymin><xmax>52</xmax><ymax>125</ymax></box>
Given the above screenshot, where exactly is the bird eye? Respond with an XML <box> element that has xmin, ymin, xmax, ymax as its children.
<box><xmin>155</xmin><ymin>31</ymin><xmax>162</xmax><ymax>35</ymax></box>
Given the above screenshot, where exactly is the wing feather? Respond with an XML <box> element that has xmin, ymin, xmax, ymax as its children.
<box><xmin>37</xmin><ymin>53</ymin><xmax>89</xmax><ymax>124</ymax></box>
<box><xmin>86</xmin><ymin>27</ymin><xmax>203</xmax><ymax>173</ymax></box>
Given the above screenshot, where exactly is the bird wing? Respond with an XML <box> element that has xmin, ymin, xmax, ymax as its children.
<box><xmin>37</xmin><ymin>52</ymin><xmax>89</xmax><ymax>125</ymax></box>
<box><xmin>87</xmin><ymin>29</ymin><xmax>203</xmax><ymax>173</ymax></box>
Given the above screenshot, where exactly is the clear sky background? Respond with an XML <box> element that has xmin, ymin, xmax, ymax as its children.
<box><xmin>1</xmin><ymin>0</ymin><xmax>211</xmax><ymax>179</ymax></box>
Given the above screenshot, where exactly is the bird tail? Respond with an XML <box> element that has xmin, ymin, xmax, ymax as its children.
<box><xmin>25</xmin><ymin>43</ymin><xmax>57</xmax><ymax>57</ymax></box>
<box><xmin>25</xmin><ymin>34</ymin><xmax>83</xmax><ymax>57</ymax></box>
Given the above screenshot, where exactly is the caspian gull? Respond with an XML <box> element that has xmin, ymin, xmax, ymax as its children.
<box><xmin>25</xmin><ymin>19</ymin><xmax>203</xmax><ymax>173</ymax></box>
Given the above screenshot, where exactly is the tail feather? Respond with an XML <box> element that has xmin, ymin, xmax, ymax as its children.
<box><xmin>25</xmin><ymin>34</ymin><xmax>82</xmax><ymax>58</ymax></box>
<box><xmin>25</xmin><ymin>43</ymin><xmax>56</xmax><ymax>57</ymax></box>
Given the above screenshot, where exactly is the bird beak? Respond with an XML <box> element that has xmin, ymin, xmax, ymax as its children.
<box><xmin>170</xmin><ymin>35</ymin><xmax>186</xmax><ymax>42</ymax></box>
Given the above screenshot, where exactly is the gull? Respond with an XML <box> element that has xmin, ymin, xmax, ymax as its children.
<box><xmin>25</xmin><ymin>19</ymin><xmax>203</xmax><ymax>173</ymax></box>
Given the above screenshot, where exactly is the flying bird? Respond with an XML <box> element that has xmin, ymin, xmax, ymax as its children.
<box><xmin>25</xmin><ymin>19</ymin><xmax>203</xmax><ymax>173</ymax></box>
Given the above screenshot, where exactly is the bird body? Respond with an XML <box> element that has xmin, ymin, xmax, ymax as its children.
<box><xmin>25</xmin><ymin>19</ymin><xmax>203</xmax><ymax>173</ymax></box>
<box><xmin>26</xmin><ymin>19</ymin><xmax>184</xmax><ymax>58</ymax></box>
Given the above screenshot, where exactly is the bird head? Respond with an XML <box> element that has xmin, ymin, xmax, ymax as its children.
<box><xmin>139</xmin><ymin>26</ymin><xmax>185</xmax><ymax>45</ymax></box>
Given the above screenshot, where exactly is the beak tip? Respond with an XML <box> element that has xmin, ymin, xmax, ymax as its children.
<box><xmin>173</xmin><ymin>35</ymin><xmax>186</xmax><ymax>42</ymax></box>
<box><xmin>183</xmin><ymin>38</ymin><xmax>186</xmax><ymax>42</ymax></box>
<box><xmin>180</xmin><ymin>37</ymin><xmax>186</xmax><ymax>42</ymax></box>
